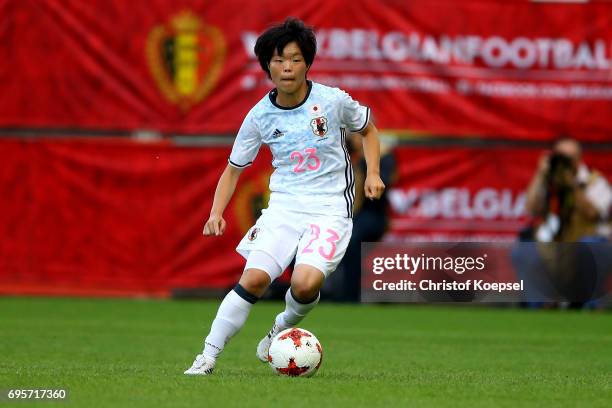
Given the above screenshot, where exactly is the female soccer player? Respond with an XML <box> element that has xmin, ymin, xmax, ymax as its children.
<box><xmin>185</xmin><ymin>18</ymin><xmax>385</xmax><ymax>375</ymax></box>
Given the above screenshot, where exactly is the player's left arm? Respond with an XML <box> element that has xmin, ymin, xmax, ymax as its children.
<box><xmin>359</xmin><ymin>121</ymin><xmax>385</xmax><ymax>200</ymax></box>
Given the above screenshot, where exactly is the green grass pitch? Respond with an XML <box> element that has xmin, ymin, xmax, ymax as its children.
<box><xmin>1</xmin><ymin>297</ymin><xmax>611</xmax><ymax>407</ymax></box>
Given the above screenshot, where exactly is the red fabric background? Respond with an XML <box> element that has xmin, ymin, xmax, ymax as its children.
<box><xmin>1</xmin><ymin>138</ymin><xmax>610</xmax><ymax>297</ymax></box>
<box><xmin>0</xmin><ymin>138</ymin><xmax>271</xmax><ymax>296</ymax></box>
<box><xmin>1</xmin><ymin>0</ymin><xmax>612</xmax><ymax>140</ymax></box>
<box><xmin>388</xmin><ymin>147</ymin><xmax>612</xmax><ymax>241</ymax></box>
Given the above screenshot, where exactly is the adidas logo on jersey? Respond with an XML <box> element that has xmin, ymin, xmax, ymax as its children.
<box><xmin>272</xmin><ymin>129</ymin><xmax>285</xmax><ymax>138</ymax></box>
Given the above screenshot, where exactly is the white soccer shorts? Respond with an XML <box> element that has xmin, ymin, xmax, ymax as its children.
<box><xmin>236</xmin><ymin>206</ymin><xmax>353</xmax><ymax>280</ymax></box>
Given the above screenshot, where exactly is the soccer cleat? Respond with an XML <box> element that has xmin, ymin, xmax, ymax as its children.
<box><xmin>184</xmin><ymin>354</ymin><xmax>215</xmax><ymax>375</ymax></box>
<box><xmin>256</xmin><ymin>323</ymin><xmax>283</xmax><ymax>363</ymax></box>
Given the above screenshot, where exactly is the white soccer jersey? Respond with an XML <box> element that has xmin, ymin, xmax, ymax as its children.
<box><xmin>229</xmin><ymin>81</ymin><xmax>370</xmax><ymax>218</ymax></box>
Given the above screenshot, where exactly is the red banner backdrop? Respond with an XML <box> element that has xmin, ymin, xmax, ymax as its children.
<box><xmin>0</xmin><ymin>138</ymin><xmax>272</xmax><ymax>297</ymax></box>
<box><xmin>2</xmin><ymin>0</ymin><xmax>612</xmax><ymax>140</ymax></box>
<box><xmin>1</xmin><ymin>138</ymin><xmax>610</xmax><ymax>297</ymax></box>
<box><xmin>387</xmin><ymin>147</ymin><xmax>612</xmax><ymax>242</ymax></box>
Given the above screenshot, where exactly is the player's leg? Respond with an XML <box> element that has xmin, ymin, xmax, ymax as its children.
<box><xmin>256</xmin><ymin>265</ymin><xmax>323</xmax><ymax>362</ymax></box>
<box><xmin>185</xmin><ymin>251</ymin><xmax>282</xmax><ymax>375</ymax></box>
<box><xmin>278</xmin><ymin>264</ymin><xmax>325</xmax><ymax>328</ymax></box>
<box><xmin>257</xmin><ymin>214</ymin><xmax>352</xmax><ymax>362</ymax></box>
<box><xmin>280</xmin><ymin>264</ymin><xmax>325</xmax><ymax>328</ymax></box>
<box><xmin>202</xmin><ymin>267</ymin><xmax>271</xmax><ymax>359</ymax></box>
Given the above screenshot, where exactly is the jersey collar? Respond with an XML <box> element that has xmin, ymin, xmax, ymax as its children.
<box><xmin>268</xmin><ymin>80</ymin><xmax>312</xmax><ymax>111</ymax></box>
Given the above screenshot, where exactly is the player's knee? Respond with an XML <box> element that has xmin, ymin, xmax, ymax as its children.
<box><xmin>239</xmin><ymin>269</ymin><xmax>271</xmax><ymax>297</ymax></box>
<box><xmin>291</xmin><ymin>267</ymin><xmax>324</xmax><ymax>301</ymax></box>
<box><xmin>291</xmin><ymin>277</ymin><xmax>322</xmax><ymax>302</ymax></box>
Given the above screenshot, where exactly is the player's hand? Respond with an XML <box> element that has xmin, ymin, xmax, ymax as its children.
<box><xmin>364</xmin><ymin>173</ymin><xmax>385</xmax><ymax>200</ymax></box>
<box><xmin>203</xmin><ymin>214</ymin><xmax>226</xmax><ymax>236</ymax></box>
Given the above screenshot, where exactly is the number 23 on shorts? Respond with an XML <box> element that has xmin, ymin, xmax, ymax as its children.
<box><xmin>301</xmin><ymin>224</ymin><xmax>340</xmax><ymax>261</ymax></box>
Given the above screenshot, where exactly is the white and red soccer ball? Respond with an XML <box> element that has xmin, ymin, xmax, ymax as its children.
<box><xmin>267</xmin><ymin>328</ymin><xmax>323</xmax><ymax>377</ymax></box>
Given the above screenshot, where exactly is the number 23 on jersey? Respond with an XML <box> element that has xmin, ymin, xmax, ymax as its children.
<box><xmin>290</xmin><ymin>148</ymin><xmax>321</xmax><ymax>173</ymax></box>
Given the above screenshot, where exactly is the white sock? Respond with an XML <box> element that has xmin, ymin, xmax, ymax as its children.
<box><xmin>274</xmin><ymin>288</ymin><xmax>320</xmax><ymax>332</ymax></box>
<box><xmin>203</xmin><ymin>284</ymin><xmax>258</xmax><ymax>360</ymax></box>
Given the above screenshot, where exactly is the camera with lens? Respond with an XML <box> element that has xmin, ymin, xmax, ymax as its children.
<box><xmin>546</xmin><ymin>153</ymin><xmax>576</xmax><ymax>189</ymax></box>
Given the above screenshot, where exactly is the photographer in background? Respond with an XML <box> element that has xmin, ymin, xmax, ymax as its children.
<box><xmin>525</xmin><ymin>137</ymin><xmax>611</xmax><ymax>243</ymax></box>
<box><xmin>514</xmin><ymin>137</ymin><xmax>612</xmax><ymax>309</ymax></box>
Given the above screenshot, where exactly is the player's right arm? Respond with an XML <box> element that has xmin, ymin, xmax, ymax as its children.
<box><xmin>203</xmin><ymin>164</ymin><xmax>245</xmax><ymax>236</ymax></box>
<box><xmin>205</xmin><ymin>107</ymin><xmax>261</xmax><ymax>236</ymax></box>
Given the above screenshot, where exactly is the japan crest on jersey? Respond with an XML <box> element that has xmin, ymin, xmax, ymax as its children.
<box><xmin>248</xmin><ymin>227</ymin><xmax>260</xmax><ymax>241</ymax></box>
<box><xmin>310</xmin><ymin>116</ymin><xmax>328</xmax><ymax>136</ymax></box>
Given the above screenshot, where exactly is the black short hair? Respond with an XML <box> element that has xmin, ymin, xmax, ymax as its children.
<box><xmin>254</xmin><ymin>18</ymin><xmax>317</xmax><ymax>78</ymax></box>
